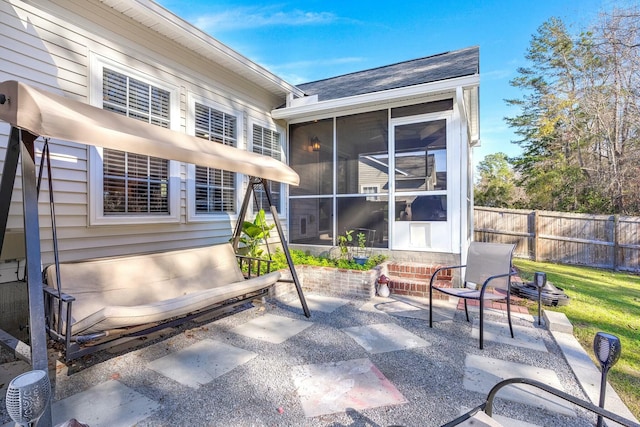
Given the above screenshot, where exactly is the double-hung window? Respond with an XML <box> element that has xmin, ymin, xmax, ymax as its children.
<box><xmin>190</xmin><ymin>101</ymin><xmax>239</xmax><ymax>217</ymax></box>
<box><xmin>89</xmin><ymin>55</ymin><xmax>180</xmax><ymax>225</ymax></box>
<box><xmin>251</xmin><ymin>122</ymin><xmax>283</xmax><ymax>213</ymax></box>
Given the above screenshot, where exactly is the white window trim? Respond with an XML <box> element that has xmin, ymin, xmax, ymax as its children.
<box><xmin>185</xmin><ymin>92</ymin><xmax>244</xmax><ymax>222</ymax></box>
<box><xmin>360</xmin><ymin>184</ymin><xmax>380</xmax><ymax>201</ymax></box>
<box><xmin>248</xmin><ymin>118</ymin><xmax>287</xmax><ymax>217</ymax></box>
<box><xmin>88</xmin><ymin>53</ymin><xmax>181</xmax><ymax>225</ymax></box>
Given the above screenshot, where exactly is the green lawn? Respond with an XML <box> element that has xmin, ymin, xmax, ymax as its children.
<box><xmin>513</xmin><ymin>259</ymin><xmax>640</xmax><ymax>419</ymax></box>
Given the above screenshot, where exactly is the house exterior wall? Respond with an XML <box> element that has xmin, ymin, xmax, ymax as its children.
<box><xmin>0</xmin><ymin>0</ymin><xmax>288</xmax><ymax>283</ymax></box>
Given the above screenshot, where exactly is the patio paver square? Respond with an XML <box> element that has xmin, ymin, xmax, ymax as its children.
<box><xmin>51</xmin><ymin>380</ymin><xmax>159</xmax><ymax>427</ymax></box>
<box><xmin>342</xmin><ymin>323</ymin><xmax>430</xmax><ymax>354</ymax></box>
<box><xmin>291</xmin><ymin>357</ymin><xmax>407</xmax><ymax>418</ymax></box>
<box><xmin>306</xmin><ymin>294</ymin><xmax>350</xmax><ymax>313</ymax></box>
<box><xmin>282</xmin><ymin>293</ymin><xmax>349</xmax><ymax>314</ymax></box>
<box><xmin>0</xmin><ymin>360</ymin><xmax>31</xmax><ymax>399</ymax></box>
<box><xmin>230</xmin><ymin>313</ymin><xmax>313</xmax><ymax>343</ymax></box>
<box><xmin>459</xmin><ymin>406</ymin><xmax>541</xmax><ymax>427</ymax></box>
<box><xmin>366</xmin><ymin>297</ymin><xmax>455</xmax><ymax>323</ymax></box>
<box><xmin>471</xmin><ymin>318</ymin><xmax>548</xmax><ymax>352</ymax></box>
<box><xmin>463</xmin><ymin>354</ymin><xmax>575</xmax><ymax>417</ymax></box>
<box><xmin>147</xmin><ymin>339</ymin><xmax>257</xmax><ymax>388</ymax></box>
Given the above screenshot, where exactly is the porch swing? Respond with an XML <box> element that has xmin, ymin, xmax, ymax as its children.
<box><xmin>0</xmin><ymin>80</ymin><xmax>309</xmax><ymax>366</ymax></box>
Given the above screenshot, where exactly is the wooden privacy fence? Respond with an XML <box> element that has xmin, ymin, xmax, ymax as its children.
<box><xmin>474</xmin><ymin>207</ymin><xmax>640</xmax><ymax>273</ymax></box>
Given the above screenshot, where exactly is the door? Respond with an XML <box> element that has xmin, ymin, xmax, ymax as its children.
<box><xmin>390</xmin><ymin>114</ymin><xmax>453</xmax><ymax>251</ymax></box>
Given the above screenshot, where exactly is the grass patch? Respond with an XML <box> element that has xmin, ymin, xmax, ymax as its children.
<box><xmin>513</xmin><ymin>259</ymin><xmax>640</xmax><ymax>419</ymax></box>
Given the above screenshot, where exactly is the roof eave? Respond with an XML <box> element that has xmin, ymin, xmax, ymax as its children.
<box><xmin>272</xmin><ymin>74</ymin><xmax>480</xmax><ymax>121</ymax></box>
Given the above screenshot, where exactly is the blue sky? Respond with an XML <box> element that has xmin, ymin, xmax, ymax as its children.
<box><xmin>157</xmin><ymin>0</ymin><xmax>619</xmax><ymax>168</ymax></box>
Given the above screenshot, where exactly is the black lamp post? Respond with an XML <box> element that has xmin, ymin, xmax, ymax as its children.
<box><xmin>534</xmin><ymin>272</ymin><xmax>547</xmax><ymax>326</ymax></box>
<box><xmin>593</xmin><ymin>332</ymin><xmax>622</xmax><ymax>427</ymax></box>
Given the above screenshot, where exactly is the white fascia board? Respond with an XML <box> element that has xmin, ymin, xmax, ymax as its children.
<box><xmin>99</xmin><ymin>0</ymin><xmax>304</xmax><ymax>98</ymax></box>
<box><xmin>272</xmin><ymin>74</ymin><xmax>480</xmax><ymax>120</ymax></box>
<box><xmin>465</xmin><ymin>86</ymin><xmax>480</xmax><ymax>146</ymax></box>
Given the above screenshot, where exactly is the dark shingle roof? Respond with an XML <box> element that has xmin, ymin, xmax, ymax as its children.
<box><xmin>297</xmin><ymin>46</ymin><xmax>479</xmax><ymax>102</ymax></box>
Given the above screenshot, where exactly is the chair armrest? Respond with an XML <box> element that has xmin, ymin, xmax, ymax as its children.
<box><xmin>429</xmin><ymin>264</ymin><xmax>466</xmax><ymax>287</ymax></box>
<box><xmin>43</xmin><ymin>286</ymin><xmax>75</xmax><ymax>303</ymax></box>
<box><xmin>478</xmin><ymin>272</ymin><xmax>512</xmax><ymax>297</ymax></box>
<box><xmin>236</xmin><ymin>254</ymin><xmax>274</xmax><ymax>278</ymax></box>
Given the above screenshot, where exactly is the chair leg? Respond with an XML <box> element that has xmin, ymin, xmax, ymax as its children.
<box><xmin>506</xmin><ymin>295</ymin><xmax>514</xmax><ymax>338</ymax></box>
<box><xmin>429</xmin><ymin>283</ymin><xmax>433</xmax><ymax>328</ymax></box>
<box><xmin>464</xmin><ymin>299</ymin><xmax>470</xmax><ymax>322</ymax></box>
<box><xmin>479</xmin><ymin>298</ymin><xmax>484</xmax><ymax>349</ymax></box>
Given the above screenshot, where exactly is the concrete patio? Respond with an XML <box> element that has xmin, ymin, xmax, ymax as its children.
<box><xmin>0</xmin><ymin>293</ymin><xmax>636</xmax><ymax>426</ymax></box>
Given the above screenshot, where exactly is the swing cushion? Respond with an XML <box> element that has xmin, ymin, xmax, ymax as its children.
<box><xmin>44</xmin><ymin>243</ymin><xmax>280</xmax><ymax>335</ymax></box>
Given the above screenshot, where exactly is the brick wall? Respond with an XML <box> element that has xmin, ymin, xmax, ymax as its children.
<box><xmin>271</xmin><ymin>265</ymin><xmax>381</xmax><ymax>300</ymax></box>
<box><xmin>271</xmin><ymin>261</ymin><xmax>453</xmax><ymax>300</ymax></box>
<box><xmin>386</xmin><ymin>262</ymin><xmax>453</xmax><ymax>299</ymax></box>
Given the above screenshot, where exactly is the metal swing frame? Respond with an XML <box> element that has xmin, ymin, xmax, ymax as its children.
<box><xmin>0</xmin><ymin>79</ymin><xmax>308</xmax><ymax>427</ymax></box>
<box><xmin>231</xmin><ymin>176</ymin><xmax>309</xmax><ymax>317</ymax></box>
<box><xmin>0</xmin><ymin>130</ymin><xmax>309</xmax><ymax>366</ymax></box>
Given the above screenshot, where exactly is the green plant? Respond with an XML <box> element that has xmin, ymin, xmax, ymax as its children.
<box><xmin>271</xmin><ymin>248</ymin><xmax>386</xmax><ymax>271</ymax></box>
<box><xmin>357</xmin><ymin>232</ymin><xmax>367</xmax><ymax>249</ymax></box>
<box><xmin>337</xmin><ymin>229</ymin><xmax>354</xmax><ymax>259</ymax></box>
<box><xmin>239</xmin><ymin>209</ymin><xmax>275</xmax><ymax>259</ymax></box>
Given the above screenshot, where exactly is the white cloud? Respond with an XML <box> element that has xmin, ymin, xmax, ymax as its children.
<box><xmin>190</xmin><ymin>6</ymin><xmax>340</xmax><ymax>32</ymax></box>
<box><xmin>481</xmin><ymin>69</ymin><xmax>513</xmax><ymax>81</ymax></box>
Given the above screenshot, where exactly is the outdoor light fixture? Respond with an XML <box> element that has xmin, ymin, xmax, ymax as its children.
<box><xmin>5</xmin><ymin>370</ymin><xmax>51</xmax><ymax>427</ymax></box>
<box><xmin>310</xmin><ymin>136</ymin><xmax>320</xmax><ymax>152</ymax></box>
<box><xmin>593</xmin><ymin>332</ymin><xmax>622</xmax><ymax>427</ymax></box>
<box><xmin>534</xmin><ymin>272</ymin><xmax>547</xmax><ymax>325</ymax></box>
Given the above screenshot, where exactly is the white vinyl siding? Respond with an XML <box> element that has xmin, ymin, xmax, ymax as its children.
<box><xmin>251</xmin><ymin>123</ymin><xmax>282</xmax><ymax>213</ymax></box>
<box><xmin>194</xmin><ymin>102</ymin><xmax>237</xmax><ymax>214</ymax></box>
<box><xmin>0</xmin><ymin>0</ymin><xmax>289</xmax><ymax>270</ymax></box>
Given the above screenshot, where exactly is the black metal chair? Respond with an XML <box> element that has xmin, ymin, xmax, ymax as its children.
<box><xmin>442</xmin><ymin>377</ymin><xmax>640</xmax><ymax>427</ymax></box>
<box><xmin>429</xmin><ymin>242</ymin><xmax>516</xmax><ymax>349</ymax></box>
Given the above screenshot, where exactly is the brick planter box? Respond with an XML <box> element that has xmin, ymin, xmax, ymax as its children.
<box><xmin>270</xmin><ymin>261</ymin><xmax>454</xmax><ymax>301</ymax></box>
<box><xmin>272</xmin><ymin>264</ymin><xmax>382</xmax><ymax>300</ymax></box>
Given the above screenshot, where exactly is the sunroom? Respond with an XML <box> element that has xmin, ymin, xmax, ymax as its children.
<box><xmin>274</xmin><ymin>46</ymin><xmax>480</xmax><ymax>262</ymax></box>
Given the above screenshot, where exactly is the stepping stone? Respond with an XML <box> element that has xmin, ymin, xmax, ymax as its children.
<box><xmin>148</xmin><ymin>339</ymin><xmax>257</xmax><ymax>388</ymax></box>
<box><xmin>291</xmin><ymin>357</ymin><xmax>407</xmax><ymax>418</ymax></box>
<box><xmin>342</xmin><ymin>323</ymin><xmax>430</xmax><ymax>354</ymax></box>
<box><xmin>367</xmin><ymin>298</ymin><xmax>455</xmax><ymax>323</ymax></box>
<box><xmin>459</xmin><ymin>407</ymin><xmax>541</xmax><ymax>427</ymax></box>
<box><xmin>302</xmin><ymin>294</ymin><xmax>350</xmax><ymax>313</ymax></box>
<box><xmin>230</xmin><ymin>313</ymin><xmax>313</xmax><ymax>343</ymax></box>
<box><xmin>471</xmin><ymin>319</ymin><xmax>548</xmax><ymax>352</ymax></box>
<box><xmin>0</xmin><ymin>360</ymin><xmax>31</xmax><ymax>398</ymax></box>
<box><xmin>51</xmin><ymin>380</ymin><xmax>159</xmax><ymax>427</ymax></box>
<box><xmin>463</xmin><ymin>354</ymin><xmax>575</xmax><ymax>417</ymax></box>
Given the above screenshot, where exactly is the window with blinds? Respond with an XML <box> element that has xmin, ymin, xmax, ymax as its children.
<box><xmin>252</xmin><ymin>124</ymin><xmax>281</xmax><ymax>213</ymax></box>
<box><xmin>194</xmin><ymin>103</ymin><xmax>237</xmax><ymax>214</ymax></box>
<box><xmin>102</xmin><ymin>68</ymin><xmax>170</xmax><ymax>215</ymax></box>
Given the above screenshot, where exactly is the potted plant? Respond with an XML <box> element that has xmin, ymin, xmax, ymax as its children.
<box><xmin>353</xmin><ymin>231</ymin><xmax>371</xmax><ymax>265</ymax></box>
